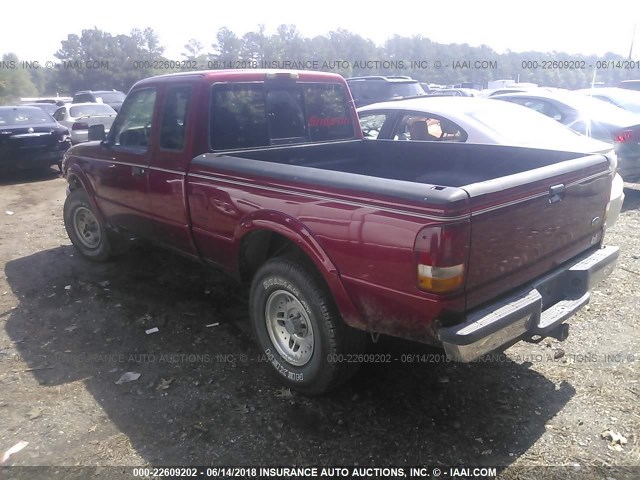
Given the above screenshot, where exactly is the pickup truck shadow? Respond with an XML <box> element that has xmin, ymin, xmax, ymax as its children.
<box><xmin>4</xmin><ymin>245</ymin><xmax>573</xmax><ymax>467</ymax></box>
<box><xmin>0</xmin><ymin>166</ymin><xmax>61</xmax><ymax>186</ymax></box>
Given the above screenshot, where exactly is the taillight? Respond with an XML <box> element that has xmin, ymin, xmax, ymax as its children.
<box><xmin>414</xmin><ymin>222</ymin><xmax>470</xmax><ymax>294</ymax></box>
<box><xmin>71</xmin><ymin>122</ymin><xmax>89</xmax><ymax>131</ymax></box>
<box><xmin>613</xmin><ymin>130</ymin><xmax>633</xmax><ymax>143</ymax></box>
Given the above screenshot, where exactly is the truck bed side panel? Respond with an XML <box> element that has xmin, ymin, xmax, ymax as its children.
<box><xmin>187</xmin><ymin>158</ymin><xmax>470</xmax><ymax>341</ymax></box>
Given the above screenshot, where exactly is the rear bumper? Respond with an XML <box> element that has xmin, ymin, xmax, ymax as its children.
<box><xmin>605</xmin><ymin>173</ymin><xmax>624</xmax><ymax>229</ymax></box>
<box><xmin>0</xmin><ymin>148</ymin><xmax>67</xmax><ymax>169</ymax></box>
<box><xmin>439</xmin><ymin>245</ymin><xmax>619</xmax><ymax>362</ymax></box>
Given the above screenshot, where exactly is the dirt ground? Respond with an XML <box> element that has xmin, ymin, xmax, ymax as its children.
<box><xmin>0</xmin><ymin>167</ymin><xmax>638</xmax><ymax>479</ymax></box>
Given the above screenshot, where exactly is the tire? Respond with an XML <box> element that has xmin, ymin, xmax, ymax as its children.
<box><xmin>250</xmin><ymin>255</ymin><xmax>366</xmax><ymax>395</ymax></box>
<box><xmin>63</xmin><ymin>189</ymin><xmax>122</xmax><ymax>262</ymax></box>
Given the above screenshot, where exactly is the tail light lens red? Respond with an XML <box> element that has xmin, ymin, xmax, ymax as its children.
<box><xmin>613</xmin><ymin>130</ymin><xmax>633</xmax><ymax>143</ymax></box>
<box><xmin>414</xmin><ymin>222</ymin><xmax>470</xmax><ymax>294</ymax></box>
<box><xmin>71</xmin><ymin>122</ymin><xmax>89</xmax><ymax>131</ymax></box>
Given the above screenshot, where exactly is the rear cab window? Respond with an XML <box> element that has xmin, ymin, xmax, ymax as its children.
<box><xmin>210</xmin><ymin>82</ymin><xmax>355</xmax><ymax>150</ymax></box>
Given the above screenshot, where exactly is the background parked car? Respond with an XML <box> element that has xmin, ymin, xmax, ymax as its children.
<box><xmin>357</xmin><ymin>96</ymin><xmax>624</xmax><ymax>228</ymax></box>
<box><xmin>52</xmin><ymin>103</ymin><xmax>117</xmax><ymax>144</ymax></box>
<box><xmin>72</xmin><ymin>90</ymin><xmax>126</xmax><ymax>112</ymax></box>
<box><xmin>619</xmin><ymin>79</ymin><xmax>640</xmax><ymax>91</ymax></box>
<box><xmin>346</xmin><ymin>76</ymin><xmax>425</xmax><ymax>107</ymax></box>
<box><xmin>575</xmin><ymin>87</ymin><xmax>640</xmax><ymax>115</ymax></box>
<box><xmin>478</xmin><ymin>87</ymin><xmax>535</xmax><ymax>97</ymax></box>
<box><xmin>21</xmin><ymin>103</ymin><xmax>59</xmax><ymax>116</ymax></box>
<box><xmin>491</xmin><ymin>90</ymin><xmax>640</xmax><ymax>182</ymax></box>
<box><xmin>428</xmin><ymin>88</ymin><xmax>479</xmax><ymax>97</ymax></box>
<box><xmin>0</xmin><ymin>106</ymin><xmax>71</xmax><ymax>171</ymax></box>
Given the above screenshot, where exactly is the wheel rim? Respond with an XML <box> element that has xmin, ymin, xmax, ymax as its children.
<box><xmin>265</xmin><ymin>289</ymin><xmax>314</xmax><ymax>367</ymax></box>
<box><xmin>73</xmin><ymin>206</ymin><xmax>101</xmax><ymax>249</ymax></box>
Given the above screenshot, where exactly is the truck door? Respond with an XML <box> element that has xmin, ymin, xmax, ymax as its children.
<box><xmin>147</xmin><ymin>84</ymin><xmax>199</xmax><ymax>256</ymax></box>
<box><xmin>89</xmin><ymin>88</ymin><xmax>157</xmax><ymax>238</ymax></box>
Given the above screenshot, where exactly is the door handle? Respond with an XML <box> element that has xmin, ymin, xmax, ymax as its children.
<box><xmin>548</xmin><ymin>184</ymin><xmax>565</xmax><ymax>203</ymax></box>
<box><xmin>132</xmin><ymin>166</ymin><xmax>146</xmax><ymax>176</ymax></box>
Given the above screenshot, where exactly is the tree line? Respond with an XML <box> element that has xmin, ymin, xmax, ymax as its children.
<box><xmin>1</xmin><ymin>25</ymin><xmax>637</xmax><ymax>104</ymax></box>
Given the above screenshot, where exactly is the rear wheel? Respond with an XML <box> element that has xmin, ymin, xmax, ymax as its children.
<box><xmin>63</xmin><ymin>189</ymin><xmax>125</xmax><ymax>261</ymax></box>
<box><xmin>250</xmin><ymin>255</ymin><xmax>365</xmax><ymax>395</ymax></box>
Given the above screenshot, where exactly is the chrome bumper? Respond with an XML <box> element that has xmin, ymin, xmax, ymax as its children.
<box><xmin>439</xmin><ymin>245</ymin><xmax>619</xmax><ymax>362</ymax></box>
<box><xmin>605</xmin><ymin>173</ymin><xmax>624</xmax><ymax>229</ymax></box>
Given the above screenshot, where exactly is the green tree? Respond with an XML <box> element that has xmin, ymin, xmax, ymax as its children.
<box><xmin>52</xmin><ymin>27</ymin><xmax>167</xmax><ymax>94</ymax></box>
<box><xmin>210</xmin><ymin>27</ymin><xmax>242</xmax><ymax>65</ymax></box>
<box><xmin>0</xmin><ymin>53</ymin><xmax>38</xmax><ymax>104</ymax></box>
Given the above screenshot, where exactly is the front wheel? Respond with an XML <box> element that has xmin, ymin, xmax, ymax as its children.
<box><xmin>250</xmin><ymin>255</ymin><xmax>365</xmax><ymax>395</ymax></box>
<box><xmin>63</xmin><ymin>189</ymin><xmax>120</xmax><ymax>262</ymax></box>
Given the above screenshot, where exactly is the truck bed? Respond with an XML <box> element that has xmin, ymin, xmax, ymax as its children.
<box><xmin>188</xmin><ymin>139</ymin><xmax>611</xmax><ymax>338</ymax></box>
<box><xmin>210</xmin><ymin>139</ymin><xmax>596</xmax><ymax>187</ymax></box>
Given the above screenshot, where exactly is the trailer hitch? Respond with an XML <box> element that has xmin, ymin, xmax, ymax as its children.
<box><xmin>523</xmin><ymin>323</ymin><xmax>570</xmax><ymax>344</ymax></box>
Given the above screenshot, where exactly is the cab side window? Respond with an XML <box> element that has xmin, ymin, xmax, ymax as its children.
<box><xmin>109</xmin><ymin>89</ymin><xmax>157</xmax><ymax>150</ymax></box>
<box><xmin>160</xmin><ymin>86</ymin><xmax>192</xmax><ymax>151</ymax></box>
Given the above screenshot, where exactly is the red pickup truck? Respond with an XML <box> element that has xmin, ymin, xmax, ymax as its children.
<box><xmin>61</xmin><ymin>70</ymin><xmax>619</xmax><ymax>394</ymax></box>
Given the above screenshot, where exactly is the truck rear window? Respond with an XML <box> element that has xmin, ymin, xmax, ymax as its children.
<box><xmin>210</xmin><ymin>82</ymin><xmax>355</xmax><ymax>150</ymax></box>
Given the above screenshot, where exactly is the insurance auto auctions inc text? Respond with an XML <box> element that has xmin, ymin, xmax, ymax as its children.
<box><xmin>214</xmin><ymin>466</ymin><xmax>498</xmax><ymax>478</ymax></box>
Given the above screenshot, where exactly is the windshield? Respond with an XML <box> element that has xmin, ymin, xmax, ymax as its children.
<box><xmin>24</xmin><ymin>103</ymin><xmax>58</xmax><ymax>115</ymax></box>
<box><xmin>96</xmin><ymin>92</ymin><xmax>126</xmax><ymax>103</ymax></box>
<box><xmin>0</xmin><ymin>107</ymin><xmax>53</xmax><ymax>126</ymax></box>
<box><xmin>70</xmin><ymin>104</ymin><xmax>116</xmax><ymax>118</ymax></box>
<box><xmin>389</xmin><ymin>83</ymin><xmax>425</xmax><ymax>98</ymax></box>
<box><xmin>467</xmin><ymin>102</ymin><xmax>610</xmax><ymax>151</ymax></box>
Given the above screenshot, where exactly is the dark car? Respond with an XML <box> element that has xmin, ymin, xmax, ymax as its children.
<box><xmin>72</xmin><ymin>90</ymin><xmax>126</xmax><ymax>112</ymax></box>
<box><xmin>575</xmin><ymin>87</ymin><xmax>640</xmax><ymax>115</ymax></box>
<box><xmin>492</xmin><ymin>90</ymin><xmax>640</xmax><ymax>182</ymax></box>
<box><xmin>0</xmin><ymin>106</ymin><xmax>71</xmax><ymax>171</ymax></box>
<box><xmin>346</xmin><ymin>76</ymin><xmax>425</xmax><ymax>107</ymax></box>
<box><xmin>619</xmin><ymin>80</ymin><xmax>640</xmax><ymax>91</ymax></box>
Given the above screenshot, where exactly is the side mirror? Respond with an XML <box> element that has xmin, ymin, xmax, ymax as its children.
<box><xmin>89</xmin><ymin>124</ymin><xmax>107</xmax><ymax>142</ymax></box>
<box><xmin>88</xmin><ymin>124</ymin><xmax>106</xmax><ymax>142</ymax></box>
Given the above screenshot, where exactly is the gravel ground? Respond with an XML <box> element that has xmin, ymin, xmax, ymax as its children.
<box><xmin>0</xmin><ymin>168</ymin><xmax>638</xmax><ymax>479</ymax></box>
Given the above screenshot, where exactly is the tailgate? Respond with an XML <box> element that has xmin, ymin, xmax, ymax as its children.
<box><xmin>463</xmin><ymin>153</ymin><xmax>611</xmax><ymax>309</ymax></box>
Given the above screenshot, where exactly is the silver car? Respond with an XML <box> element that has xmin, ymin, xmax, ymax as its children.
<box><xmin>52</xmin><ymin>103</ymin><xmax>117</xmax><ymax>144</ymax></box>
<box><xmin>358</xmin><ymin>97</ymin><xmax>625</xmax><ymax>229</ymax></box>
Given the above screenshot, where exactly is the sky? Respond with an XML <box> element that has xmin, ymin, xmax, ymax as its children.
<box><xmin>3</xmin><ymin>0</ymin><xmax>640</xmax><ymax>61</ymax></box>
